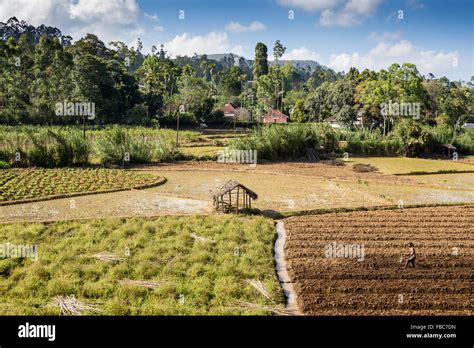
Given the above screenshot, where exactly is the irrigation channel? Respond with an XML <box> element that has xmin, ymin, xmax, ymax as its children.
<box><xmin>274</xmin><ymin>221</ymin><xmax>302</xmax><ymax>315</ymax></box>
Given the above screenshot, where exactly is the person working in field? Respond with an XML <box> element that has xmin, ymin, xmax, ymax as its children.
<box><xmin>402</xmin><ymin>243</ymin><xmax>416</xmax><ymax>269</ymax></box>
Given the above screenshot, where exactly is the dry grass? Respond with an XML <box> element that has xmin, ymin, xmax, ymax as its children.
<box><xmin>48</xmin><ymin>295</ymin><xmax>103</xmax><ymax>316</ymax></box>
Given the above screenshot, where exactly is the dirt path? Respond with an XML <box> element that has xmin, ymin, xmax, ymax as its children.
<box><xmin>0</xmin><ymin>187</ymin><xmax>212</xmax><ymax>223</ymax></box>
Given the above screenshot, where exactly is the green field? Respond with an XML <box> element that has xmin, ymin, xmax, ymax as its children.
<box><xmin>0</xmin><ymin>168</ymin><xmax>164</xmax><ymax>202</ymax></box>
<box><xmin>350</xmin><ymin>156</ymin><xmax>474</xmax><ymax>175</ymax></box>
<box><xmin>0</xmin><ymin>215</ymin><xmax>284</xmax><ymax>315</ymax></box>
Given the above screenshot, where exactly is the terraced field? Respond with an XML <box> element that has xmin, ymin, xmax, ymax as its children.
<box><xmin>0</xmin><ymin>168</ymin><xmax>165</xmax><ymax>203</ymax></box>
<box><xmin>284</xmin><ymin>205</ymin><xmax>474</xmax><ymax>315</ymax></box>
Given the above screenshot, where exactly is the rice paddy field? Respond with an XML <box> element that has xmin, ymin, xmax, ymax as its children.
<box><xmin>0</xmin><ymin>145</ymin><xmax>473</xmax><ymax>316</ymax></box>
<box><xmin>0</xmin><ymin>215</ymin><xmax>284</xmax><ymax>315</ymax></box>
<box><xmin>0</xmin><ymin>168</ymin><xmax>165</xmax><ymax>203</ymax></box>
<box><xmin>349</xmin><ymin>156</ymin><xmax>474</xmax><ymax>175</ymax></box>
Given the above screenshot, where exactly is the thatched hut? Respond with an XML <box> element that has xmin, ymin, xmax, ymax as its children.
<box><xmin>212</xmin><ymin>180</ymin><xmax>257</xmax><ymax>213</ymax></box>
<box><xmin>441</xmin><ymin>144</ymin><xmax>457</xmax><ymax>158</ymax></box>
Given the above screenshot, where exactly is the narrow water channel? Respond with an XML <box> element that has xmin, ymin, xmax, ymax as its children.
<box><xmin>274</xmin><ymin>221</ymin><xmax>302</xmax><ymax>315</ymax></box>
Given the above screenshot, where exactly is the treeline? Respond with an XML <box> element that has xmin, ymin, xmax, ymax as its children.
<box><xmin>0</xmin><ymin>18</ymin><xmax>473</xmax><ymax>134</ymax></box>
<box><xmin>0</xmin><ymin>24</ymin><xmax>241</xmax><ymax>126</ymax></box>
<box><xmin>0</xmin><ymin>19</ymin><xmax>340</xmax><ymax>127</ymax></box>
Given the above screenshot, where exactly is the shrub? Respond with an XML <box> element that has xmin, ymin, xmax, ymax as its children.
<box><xmin>390</xmin><ymin>119</ymin><xmax>433</xmax><ymax>157</ymax></box>
<box><xmin>95</xmin><ymin>126</ymin><xmax>178</xmax><ymax>165</ymax></box>
<box><xmin>230</xmin><ymin>124</ymin><xmax>320</xmax><ymax>160</ymax></box>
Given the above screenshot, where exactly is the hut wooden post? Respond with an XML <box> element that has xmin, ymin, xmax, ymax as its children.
<box><xmin>236</xmin><ymin>186</ymin><xmax>240</xmax><ymax>212</ymax></box>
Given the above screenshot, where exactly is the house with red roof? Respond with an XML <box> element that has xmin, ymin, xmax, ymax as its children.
<box><xmin>222</xmin><ymin>103</ymin><xmax>238</xmax><ymax>118</ymax></box>
<box><xmin>263</xmin><ymin>109</ymin><xmax>289</xmax><ymax>123</ymax></box>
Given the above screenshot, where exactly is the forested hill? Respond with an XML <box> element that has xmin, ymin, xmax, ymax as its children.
<box><xmin>0</xmin><ymin>17</ymin><xmax>72</xmax><ymax>46</ymax></box>
<box><xmin>205</xmin><ymin>53</ymin><xmax>335</xmax><ymax>74</ymax></box>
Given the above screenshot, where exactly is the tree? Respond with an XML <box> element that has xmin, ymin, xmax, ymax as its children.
<box><xmin>439</xmin><ymin>86</ymin><xmax>470</xmax><ymax>126</ymax></box>
<box><xmin>253</xmin><ymin>42</ymin><xmax>268</xmax><ymax>78</ymax></box>
<box><xmin>219</xmin><ymin>66</ymin><xmax>244</xmax><ymax>97</ymax></box>
<box><xmin>174</xmin><ymin>72</ymin><xmax>214</xmax><ymax>123</ymax></box>
<box><xmin>136</xmin><ymin>55</ymin><xmax>166</xmax><ymax>119</ymax></box>
<box><xmin>0</xmin><ymin>36</ymin><xmax>34</xmax><ymax>123</ymax></box>
<box><xmin>329</xmin><ymin>79</ymin><xmax>357</xmax><ymax>127</ymax></box>
<box><xmin>304</xmin><ymin>83</ymin><xmax>332</xmax><ymax>122</ymax></box>
<box><xmin>74</xmin><ymin>54</ymin><xmax>116</xmax><ymax>122</ymax></box>
<box><xmin>392</xmin><ymin>118</ymin><xmax>433</xmax><ymax>157</ymax></box>
<box><xmin>256</xmin><ymin>74</ymin><xmax>274</xmax><ymax>115</ymax></box>
<box><xmin>273</xmin><ymin>40</ymin><xmax>286</xmax><ymax>62</ymax></box>
<box><xmin>31</xmin><ymin>34</ymin><xmax>74</xmax><ymax>123</ymax></box>
<box><xmin>291</xmin><ymin>99</ymin><xmax>307</xmax><ymax>123</ymax></box>
<box><xmin>67</xmin><ymin>34</ymin><xmax>110</xmax><ymax>58</ymax></box>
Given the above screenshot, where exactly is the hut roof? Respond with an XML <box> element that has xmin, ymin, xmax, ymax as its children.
<box><xmin>442</xmin><ymin>144</ymin><xmax>457</xmax><ymax>150</ymax></box>
<box><xmin>212</xmin><ymin>180</ymin><xmax>258</xmax><ymax>199</ymax></box>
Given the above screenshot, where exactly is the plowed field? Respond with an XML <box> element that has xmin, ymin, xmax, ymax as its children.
<box><xmin>284</xmin><ymin>205</ymin><xmax>474</xmax><ymax>315</ymax></box>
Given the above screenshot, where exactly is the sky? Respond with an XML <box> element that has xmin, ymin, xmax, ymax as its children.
<box><xmin>0</xmin><ymin>0</ymin><xmax>472</xmax><ymax>80</ymax></box>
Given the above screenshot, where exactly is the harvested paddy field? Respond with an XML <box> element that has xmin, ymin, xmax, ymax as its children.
<box><xmin>284</xmin><ymin>205</ymin><xmax>474</xmax><ymax>315</ymax></box>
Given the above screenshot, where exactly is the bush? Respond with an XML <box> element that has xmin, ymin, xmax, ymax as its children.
<box><xmin>390</xmin><ymin>119</ymin><xmax>433</xmax><ymax>157</ymax></box>
<box><xmin>453</xmin><ymin>129</ymin><xmax>474</xmax><ymax>154</ymax></box>
<box><xmin>95</xmin><ymin>126</ymin><xmax>179</xmax><ymax>165</ymax></box>
<box><xmin>0</xmin><ymin>127</ymin><xmax>90</xmax><ymax>167</ymax></box>
<box><xmin>0</xmin><ymin>160</ymin><xmax>9</xmax><ymax>168</ymax></box>
<box><xmin>95</xmin><ymin>126</ymin><xmax>154</xmax><ymax>165</ymax></box>
<box><xmin>230</xmin><ymin>124</ymin><xmax>321</xmax><ymax>160</ymax></box>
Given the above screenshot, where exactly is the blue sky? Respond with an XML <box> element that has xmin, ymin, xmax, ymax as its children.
<box><xmin>1</xmin><ymin>0</ymin><xmax>472</xmax><ymax>79</ymax></box>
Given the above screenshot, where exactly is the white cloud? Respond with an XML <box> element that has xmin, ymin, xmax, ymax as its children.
<box><xmin>277</xmin><ymin>0</ymin><xmax>381</xmax><ymax>27</ymax></box>
<box><xmin>153</xmin><ymin>26</ymin><xmax>164</xmax><ymax>32</ymax></box>
<box><xmin>408</xmin><ymin>0</ymin><xmax>425</xmax><ymax>10</ymax></box>
<box><xmin>144</xmin><ymin>12</ymin><xmax>158</xmax><ymax>21</ymax></box>
<box><xmin>319</xmin><ymin>0</ymin><xmax>380</xmax><ymax>26</ymax></box>
<box><xmin>231</xmin><ymin>45</ymin><xmax>248</xmax><ymax>57</ymax></box>
<box><xmin>0</xmin><ymin>0</ymin><xmax>145</xmax><ymax>45</ymax></box>
<box><xmin>344</xmin><ymin>0</ymin><xmax>379</xmax><ymax>16</ymax></box>
<box><xmin>277</xmin><ymin>0</ymin><xmax>341</xmax><ymax>12</ymax></box>
<box><xmin>320</xmin><ymin>9</ymin><xmax>359</xmax><ymax>26</ymax></box>
<box><xmin>164</xmin><ymin>32</ymin><xmax>234</xmax><ymax>57</ymax></box>
<box><xmin>328</xmin><ymin>39</ymin><xmax>459</xmax><ymax>76</ymax></box>
<box><xmin>0</xmin><ymin>0</ymin><xmax>71</xmax><ymax>27</ymax></box>
<box><xmin>282</xmin><ymin>46</ymin><xmax>320</xmax><ymax>61</ymax></box>
<box><xmin>369</xmin><ymin>31</ymin><xmax>402</xmax><ymax>42</ymax></box>
<box><xmin>225</xmin><ymin>20</ymin><xmax>266</xmax><ymax>33</ymax></box>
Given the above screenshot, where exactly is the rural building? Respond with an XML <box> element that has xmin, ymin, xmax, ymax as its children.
<box><xmin>326</xmin><ymin>116</ymin><xmax>342</xmax><ymax>128</ymax></box>
<box><xmin>327</xmin><ymin>115</ymin><xmax>363</xmax><ymax>128</ymax></box>
<box><xmin>212</xmin><ymin>180</ymin><xmax>257</xmax><ymax>213</ymax></box>
<box><xmin>263</xmin><ymin>109</ymin><xmax>289</xmax><ymax>123</ymax></box>
<box><xmin>222</xmin><ymin>103</ymin><xmax>238</xmax><ymax>118</ymax></box>
<box><xmin>441</xmin><ymin>143</ymin><xmax>457</xmax><ymax>157</ymax></box>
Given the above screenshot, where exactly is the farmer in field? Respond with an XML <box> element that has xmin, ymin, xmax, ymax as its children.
<box><xmin>402</xmin><ymin>243</ymin><xmax>416</xmax><ymax>269</ymax></box>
